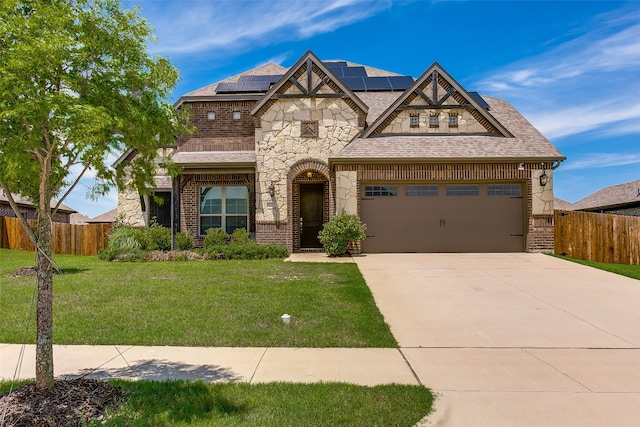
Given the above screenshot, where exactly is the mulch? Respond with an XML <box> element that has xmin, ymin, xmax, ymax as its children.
<box><xmin>0</xmin><ymin>379</ymin><xmax>126</xmax><ymax>426</ymax></box>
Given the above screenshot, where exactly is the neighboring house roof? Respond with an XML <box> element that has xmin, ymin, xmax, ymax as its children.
<box><xmin>70</xmin><ymin>212</ymin><xmax>91</xmax><ymax>224</ymax></box>
<box><xmin>87</xmin><ymin>208</ymin><xmax>118</xmax><ymax>223</ymax></box>
<box><xmin>0</xmin><ymin>191</ymin><xmax>76</xmax><ymax>214</ymax></box>
<box><xmin>554</xmin><ymin>198</ymin><xmax>573</xmax><ymax>211</ymax></box>
<box><xmin>332</xmin><ymin>96</ymin><xmax>564</xmax><ymax>163</ymax></box>
<box><xmin>571</xmin><ymin>179</ymin><xmax>640</xmax><ymax>211</ymax></box>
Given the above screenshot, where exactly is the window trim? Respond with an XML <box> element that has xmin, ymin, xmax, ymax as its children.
<box><xmin>199</xmin><ymin>185</ymin><xmax>249</xmax><ymax>235</ymax></box>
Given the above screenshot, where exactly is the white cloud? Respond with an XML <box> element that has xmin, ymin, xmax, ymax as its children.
<box><xmin>560</xmin><ymin>152</ymin><xmax>640</xmax><ymax>171</ymax></box>
<box><xmin>135</xmin><ymin>0</ymin><xmax>392</xmax><ymax>55</ymax></box>
<box><xmin>528</xmin><ymin>101</ymin><xmax>640</xmax><ymax>140</ymax></box>
<box><xmin>476</xmin><ymin>6</ymin><xmax>640</xmax><ymax>142</ymax></box>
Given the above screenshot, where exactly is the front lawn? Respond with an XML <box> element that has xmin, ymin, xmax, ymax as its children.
<box><xmin>0</xmin><ymin>249</ymin><xmax>396</xmax><ymax>347</ymax></box>
<box><xmin>552</xmin><ymin>254</ymin><xmax>640</xmax><ymax>280</ymax></box>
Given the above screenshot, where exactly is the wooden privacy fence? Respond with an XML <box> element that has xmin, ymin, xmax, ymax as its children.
<box><xmin>554</xmin><ymin>210</ymin><xmax>640</xmax><ymax>265</ymax></box>
<box><xmin>0</xmin><ymin>216</ymin><xmax>112</xmax><ymax>256</ymax></box>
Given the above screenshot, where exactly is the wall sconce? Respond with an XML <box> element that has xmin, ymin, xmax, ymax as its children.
<box><xmin>306</xmin><ymin>171</ymin><xmax>313</xmax><ymax>178</ymax></box>
<box><xmin>268</xmin><ymin>182</ymin><xmax>276</xmax><ymax>197</ymax></box>
<box><xmin>518</xmin><ymin>163</ymin><xmax>525</xmax><ymax>171</ymax></box>
<box><xmin>539</xmin><ymin>170</ymin><xmax>549</xmax><ymax>187</ymax></box>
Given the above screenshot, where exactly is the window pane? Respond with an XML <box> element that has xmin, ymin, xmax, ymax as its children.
<box><xmin>200</xmin><ymin>216</ymin><xmax>221</xmax><ymax>235</ymax></box>
<box><xmin>406</xmin><ymin>185</ymin><xmax>438</xmax><ymax>196</ymax></box>
<box><xmin>225</xmin><ymin>186</ymin><xmax>248</xmax><ymax>214</ymax></box>
<box><xmin>446</xmin><ymin>185</ymin><xmax>479</xmax><ymax>196</ymax></box>
<box><xmin>488</xmin><ymin>184</ymin><xmax>521</xmax><ymax>196</ymax></box>
<box><xmin>365</xmin><ymin>185</ymin><xmax>397</xmax><ymax>197</ymax></box>
<box><xmin>226</xmin><ymin>216</ymin><xmax>248</xmax><ymax>234</ymax></box>
<box><xmin>200</xmin><ymin>187</ymin><xmax>222</xmax><ymax>215</ymax></box>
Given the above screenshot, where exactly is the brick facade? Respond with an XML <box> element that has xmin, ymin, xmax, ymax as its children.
<box><xmin>178</xmin><ymin>101</ymin><xmax>256</xmax><ymax>143</ymax></box>
<box><xmin>179</xmin><ymin>173</ymin><xmax>255</xmax><ymax>246</ymax></box>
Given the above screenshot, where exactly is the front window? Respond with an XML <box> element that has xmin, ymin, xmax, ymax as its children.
<box><xmin>200</xmin><ymin>186</ymin><xmax>248</xmax><ymax>235</ymax></box>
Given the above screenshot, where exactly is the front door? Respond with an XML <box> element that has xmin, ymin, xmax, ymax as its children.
<box><xmin>300</xmin><ymin>183</ymin><xmax>324</xmax><ymax>248</ymax></box>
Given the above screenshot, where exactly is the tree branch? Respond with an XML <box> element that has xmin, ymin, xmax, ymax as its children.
<box><xmin>0</xmin><ymin>181</ymin><xmax>38</xmax><ymax>245</ymax></box>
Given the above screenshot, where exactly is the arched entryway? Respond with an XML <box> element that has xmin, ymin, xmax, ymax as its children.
<box><xmin>288</xmin><ymin>160</ymin><xmax>333</xmax><ymax>252</ymax></box>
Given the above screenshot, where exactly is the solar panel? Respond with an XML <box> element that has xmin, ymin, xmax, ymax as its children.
<box><xmin>324</xmin><ymin>61</ymin><xmax>348</xmax><ymax>69</ymax></box>
<box><xmin>341</xmin><ymin>77</ymin><xmax>367</xmax><ymax>91</ymax></box>
<box><xmin>388</xmin><ymin>76</ymin><xmax>414</xmax><ymax>90</ymax></box>
<box><xmin>364</xmin><ymin>77</ymin><xmax>392</xmax><ymax>91</ymax></box>
<box><xmin>237</xmin><ymin>74</ymin><xmax>282</xmax><ymax>83</ymax></box>
<box><xmin>216</xmin><ymin>81</ymin><xmax>271</xmax><ymax>93</ymax></box>
<box><xmin>342</xmin><ymin>66</ymin><xmax>367</xmax><ymax>77</ymax></box>
<box><xmin>468</xmin><ymin>92</ymin><xmax>490</xmax><ymax>109</ymax></box>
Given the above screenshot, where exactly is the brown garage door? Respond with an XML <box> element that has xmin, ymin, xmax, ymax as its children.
<box><xmin>360</xmin><ymin>183</ymin><xmax>524</xmax><ymax>253</ymax></box>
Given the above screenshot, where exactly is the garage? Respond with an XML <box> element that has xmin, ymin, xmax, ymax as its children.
<box><xmin>360</xmin><ymin>182</ymin><xmax>525</xmax><ymax>253</ymax></box>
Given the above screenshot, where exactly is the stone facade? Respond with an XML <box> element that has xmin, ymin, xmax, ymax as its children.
<box><xmin>255</xmin><ymin>97</ymin><xmax>361</xmax><ymax>223</ymax></box>
<box><xmin>335</xmin><ymin>171</ymin><xmax>358</xmax><ymax>214</ymax></box>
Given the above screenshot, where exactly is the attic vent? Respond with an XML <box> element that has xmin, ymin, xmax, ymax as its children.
<box><xmin>301</xmin><ymin>120</ymin><xmax>319</xmax><ymax>138</ymax></box>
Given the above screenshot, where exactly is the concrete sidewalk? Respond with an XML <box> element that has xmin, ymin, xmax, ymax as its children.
<box><xmin>0</xmin><ymin>344</ymin><xmax>418</xmax><ymax>386</ymax></box>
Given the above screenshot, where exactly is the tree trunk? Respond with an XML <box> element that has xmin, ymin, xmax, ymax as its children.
<box><xmin>35</xmin><ymin>215</ymin><xmax>54</xmax><ymax>390</ymax></box>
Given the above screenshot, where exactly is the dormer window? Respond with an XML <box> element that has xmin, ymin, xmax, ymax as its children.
<box><xmin>448</xmin><ymin>113</ymin><xmax>458</xmax><ymax>127</ymax></box>
<box><xmin>207</xmin><ymin>112</ymin><xmax>215</xmax><ymax>120</ymax></box>
<box><xmin>232</xmin><ymin>111</ymin><xmax>241</xmax><ymax>120</ymax></box>
<box><xmin>410</xmin><ymin>115</ymin><xmax>419</xmax><ymax>128</ymax></box>
<box><xmin>429</xmin><ymin>115</ymin><xmax>439</xmax><ymax>128</ymax></box>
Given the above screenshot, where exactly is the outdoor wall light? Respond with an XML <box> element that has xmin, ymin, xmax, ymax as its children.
<box><xmin>539</xmin><ymin>170</ymin><xmax>549</xmax><ymax>187</ymax></box>
<box><xmin>268</xmin><ymin>182</ymin><xmax>276</xmax><ymax>197</ymax></box>
<box><xmin>306</xmin><ymin>171</ymin><xmax>313</xmax><ymax>178</ymax></box>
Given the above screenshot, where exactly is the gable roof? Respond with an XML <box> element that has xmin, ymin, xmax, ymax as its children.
<box><xmin>332</xmin><ymin>95</ymin><xmax>564</xmax><ymax>163</ymax></box>
<box><xmin>87</xmin><ymin>208</ymin><xmax>118</xmax><ymax>223</ymax></box>
<box><xmin>554</xmin><ymin>198</ymin><xmax>573</xmax><ymax>211</ymax></box>
<box><xmin>571</xmin><ymin>178</ymin><xmax>640</xmax><ymax>211</ymax></box>
<box><xmin>251</xmin><ymin>50</ymin><xmax>368</xmax><ymax>116</ymax></box>
<box><xmin>363</xmin><ymin>62</ymin><xmax>512</xmax><ymax>138</ymax></box>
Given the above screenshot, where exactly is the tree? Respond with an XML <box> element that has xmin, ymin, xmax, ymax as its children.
<box><xmin>0</xmin><ymin>0</ymin><xmax>190</xmax><ymax>390</ymax></box>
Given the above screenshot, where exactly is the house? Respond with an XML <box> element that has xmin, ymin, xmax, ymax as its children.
<box><xmin>569</xmin><ymin>179</ymin><xmax>640</xmax><ymax>216</ymax></box>
<box><xmin>86</xmin><ymin>208</ymin><xmax>119</xmax><ymax>224</ymax></box>
<box><xmin>0</xmin><ymin>190</ymin><xmax>76</xmax><ymax>223</ymax></box>
<box><xmin>553</xmin><ymin>197</ymin><xmax>573</xmax><ymax>211</ymax></box>
<box><xmin>116</xmin><ymin>51</ymin><xmax>564</xmax><ymax>253</ymax></box>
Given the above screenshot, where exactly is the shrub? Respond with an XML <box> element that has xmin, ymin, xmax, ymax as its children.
<box><xmin>144</xmin><ymin>222</ymin><xmax>171</xmax><ymax>251</ymax></box>
<box><xmin>207</xmin><ymin>243</ymin><xmax>289</xmax><ymax>260</ymax></box>
<box><xmin>202</xmin><ymin>228</ymin><xmax>229</xmax><ymax>251</ymax></box>
<box><xmin>318</xmin><ymin>212</ymin><xmax>366</xmax><ymax>256</ymax></box>
<box><xmin>175</xmin><ymin>230</ymin><xmax>195</xmax><ymax>251</ymax></box>
<box><xmin>229</xmin><ymin>228</ymin><xmax>252</xmax><ymax>245</ymax></box>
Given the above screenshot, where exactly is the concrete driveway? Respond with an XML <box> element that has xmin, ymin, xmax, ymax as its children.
<box><xmin>354</xmin><ymin>253</ymin><xmax>640</xmax><ymax>426</ymax></box>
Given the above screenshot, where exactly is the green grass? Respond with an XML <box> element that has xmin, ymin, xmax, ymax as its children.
<box><xmin>0</xmin><ymin>380</ymin><xmax>433</xmax><ymax>426</ymax></box>
<box><xmin>0</xmin><ymin>249</ymin><xmax>396</xmax><ymax>347</ymax></box>
<box><xmin>552</xmin><ymin>254</ymin><xmax>640</xmax><ymax>280</ymax></box>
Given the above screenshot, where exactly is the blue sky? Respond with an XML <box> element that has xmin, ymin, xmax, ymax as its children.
<box><xmin>66</xmin><ymin>0</ymin><xmax>640</xmax><ymax>218</ymax></box>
